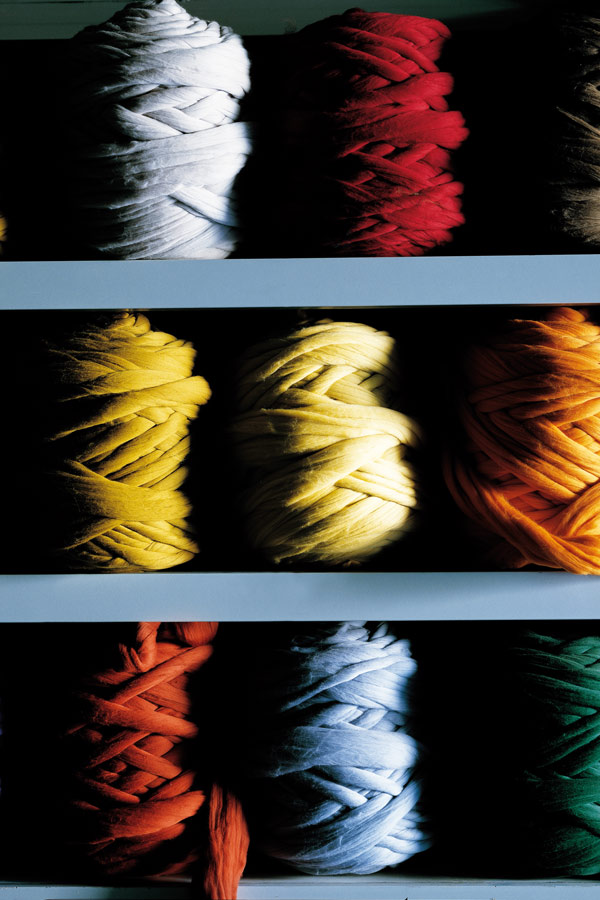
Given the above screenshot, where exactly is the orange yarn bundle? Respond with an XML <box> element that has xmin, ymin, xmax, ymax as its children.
<box><xmin>444</xmin><ymin>307</ymin><xmax>600</xmax><ymax>574</ymax></box>
<box><xmin>62</xmin><ymin>622</ymin><xmax>248</xmax><ymax>898</ymax></box>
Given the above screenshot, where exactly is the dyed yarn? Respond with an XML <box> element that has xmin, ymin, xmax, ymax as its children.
<box><xmin>444</xmin><ymin>307</ymin><xmax>600</xmax><ymax>574</ymax></box>
<box><xmin>63</xmin><ymin>622</ymin><xmax>249</xmax><ymax>897</ymax></box>
<box><xmin>68</xmin><ymin>0</ymin><xmax>252</xmax><ymax>258</ymax></box>
<box><xmin>241</xmin><ymin>622</ymin><xmax>429</xmax><ymax>875</ymax></box>
<box><xmin>231</xmin><ymin>321</ymin><xmax>420</xmax><ymax>565</ymax></box>
<box><xmin>513</xmin><ymin>631</ymin><xmax>600</xmax><ymax>875</ymax></box>
<box><xmin>278</xmin><ymin>9</ymin><xmax>467</xmax><ymax>256</ymax></box>
<box><xmin>546</xmin><ymin>12</ymin><xmax>600</xmax><ymax>245</ymax></box>
<box><xmin>45</xmin><ymin>311</ymin><xmax>210</xmax><ymax>571</ymax></box>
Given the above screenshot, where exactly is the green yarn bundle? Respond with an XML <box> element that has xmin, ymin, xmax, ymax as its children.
<box><xmin>514</xmin><ymin>631</ymin><xmax>600</xmax><ymax>875</ymax></box>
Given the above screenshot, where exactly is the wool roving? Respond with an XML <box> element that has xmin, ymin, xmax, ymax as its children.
<box><xmin>276</xmin><ymin>9</ymin><xmax>467</xmax><ymax>256</ymax></box>
<box><xmin>61</xmin><ymin>622</ymin><xmax>249</xmax><ymax>898</ymax></box>
<box><xmin>513</xmin><ymin>630</ymin><xmax>600</xmax><ymax>874</ymax></box>
<box><xmin>68</xmin><ymin>0</ymin><xmax>252</xmax><ymax>258</ymax></box>
<box><xmin>239</xmin><ymin>622</ymin><xmax>429</xmax><ymax>875</ymax></box>
<box><xmin>545</xmin><ymin>12</ymin><xmax>600</xmax><ymax>246</ymax></box>
<box><xmin>444</xmin><ymin>307</ymin><xmax>600</xmax><ymax>574</ymax></box>
<box><xmin>45</xmin><ymin>311</ymin><xmax>210</xmax><ymax>571</ymax></box>
<box><xmin>231</xmin><ymin>321</ymin><xmax>420</xmax><ymax>565</ymax></box>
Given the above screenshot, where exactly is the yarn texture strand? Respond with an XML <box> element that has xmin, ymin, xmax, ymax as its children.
<box><xmin>45</xmin><ymin>311</ymin><xmax>210</xmax><ymax>571</ymax></box>
<box><xmin>239</xmin><ymin>622</ymin><xmax>429</xmax><ymax>875</ymax></box>
<box><xmin>232</xmin><ymin>321</ymin><xmax>420</xmax><ymax>565</ymax></box>
<box><xmin>62</xmin><ymin>622</ymin><xmax>249</xmax><ymax>897</ymax></box>
<box><xmin>514</xmin><ymin>631</ymin><xmax>600</xmax><ymax>875</ymax></box>
<box><xmin>276</xmin><ymin>9</ymin><xmax>467</xmax><ymax>256</ymax></box>
<box><xmin>68</xmin><ymin>0</ymin><xmax>252</xmax><ymax>258</ymax></box>
<box><xmin>444</xmin><ymin>307</ymin><xmax>600</xmax><ymax>574</ymax></box>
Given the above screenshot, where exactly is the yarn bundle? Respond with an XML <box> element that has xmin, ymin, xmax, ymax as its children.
<box><xmin>240</xmin><ymin>622</ymin><xmax>429</xmax><ymax>875</ymax></box>
<box><xmin>61</xmin><ymin>621</ymin><xmax>249</xmax><ymax>898</ymax></box>
<box><xmin>546</xmin><ymin>11</ymin><xmax>600</xmax><ymax>246</ymax></box>
<box><xmin>44</xmin><ymin>311</ymin><xmax>210</xmax><ymax>571</ymax></box>
<box><xmin>68</xmin><ymin>0</ymin><xmax>252</xmax><ymax>258</ymax></box>
<box><xmin>444</xmin><ymin>306</ymin><xmax>600</xmax><ymax>574</ymax></box>
<box><xmin>513</xmin><ymin>630</ymin><xmax>600</xmax><ymax>874</ymax></box>
<box><xmin>231</xmin><ymin>320</ymin><xmax>421</xmax><ymax>565</ymax></box>
<box><xmin>276</xmin><ymin>9</ymin><xmax>467</xmax><ymax>256</ymax></box>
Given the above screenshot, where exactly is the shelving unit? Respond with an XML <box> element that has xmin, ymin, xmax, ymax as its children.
<box><xmin>1</xmin><ymin>256</ymin><xmax>600</xmax><ymax>899</ymax></box>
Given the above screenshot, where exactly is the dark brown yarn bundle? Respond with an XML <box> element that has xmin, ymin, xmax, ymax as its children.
<box><xmin>546</xmin><ymin>10</ymin><xmax>600</xmax><ymax>245</ymax></box>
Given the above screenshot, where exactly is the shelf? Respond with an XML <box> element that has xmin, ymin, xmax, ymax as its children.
<box><xmin>0</xmin><ymin>876</ymin><xmax>597</xmax><ymax>899</ymax></box>
<box><xmin>1</xmin><ymin>256</ymin><xmax>599</xmax><ymax>310</ymax></box>
<box><xmin>1</xmin><ymin>571</ymin><xmax>599</xmax><ymax>622</ymax></box>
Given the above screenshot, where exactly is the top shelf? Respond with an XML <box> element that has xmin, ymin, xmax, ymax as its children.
<box><xmin>1</xmin><ymin>256</ymin><xmax>599</xmax><ymax>310</ymax></box>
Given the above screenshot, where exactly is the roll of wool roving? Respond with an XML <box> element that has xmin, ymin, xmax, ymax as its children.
<box><xmin>239</xmin><ymin>622</ymin><xmax>429</xmax><ymax>875</ymax></box>
<box><xmin>67</xmin><ymin>0</ymin><xmax>252</xmax><ymax>259</ymax></box>
<box><xmin>512</xmin><ymin>630</ymin><xmax>600</xmax><ymax>875</ymax></box>
<box><xmin>61</xmin><ymin>622</ymin><xmax>249</xmax><ymax>898</ymax></box>
<box><xmin>275</xmin><ymin>9</ymin><xmax>468</xmax><ymax>256</ymax></box>
<box><xmin>231</xmin><ymin>321</ymin><xmax>421</xmax><ymax>565</ymax></box>
<box><xmin>444</xmin><ymin>306</ymin><xmax>600</xmax><ymax>574</ymax></box>
<box><xmin>44</xmin><ymin>311</ymin><xmax>210</xmax><ymax>571</ymax></box>
<box><xmin>545</xmin><ymin>11</ymin><xmax>600</xmax><ymax>246</ymax></box>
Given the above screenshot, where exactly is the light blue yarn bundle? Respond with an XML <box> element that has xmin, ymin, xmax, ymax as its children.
<box><xmin>242</xmin><ymin>622</ymin><xmax>429</xmax><ymax>875</ymax></box>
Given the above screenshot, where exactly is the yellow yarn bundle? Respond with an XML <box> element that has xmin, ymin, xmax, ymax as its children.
<box><xmin>232</xmin><ymin>321</ymin><xmax>420</xmax><ymax>565</ymax></box>
<box><xmin>47</xmin><ymin>312</ymin><xmax>211</xmax><ymax>571</ymax></box>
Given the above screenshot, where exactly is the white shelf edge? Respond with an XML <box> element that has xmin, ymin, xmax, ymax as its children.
<box><xmin>1</xmin><ymin>256</ymin><xmax>600</xmax><ymax>310</ymax></box>
<box><xmin>0</xmin><ymin>877</ymin><xmax>597</xmax><ymax>900</ymax></box>
<box><xmin>1</xmin><ymin>571</ymin><xmax>599</xmax><ymax>622</ymax></box>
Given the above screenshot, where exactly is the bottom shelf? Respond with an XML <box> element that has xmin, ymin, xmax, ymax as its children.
<box><xmin>0</xmin><ymin>876</ymin><xmax>597</xmax><ymax>899</ymax></box>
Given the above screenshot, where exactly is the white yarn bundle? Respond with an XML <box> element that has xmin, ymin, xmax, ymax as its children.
<box><xmin>69</xmin><ymin>0</ymin><xmax>252</xmax><ymax>258</ymax></box>
<box><xmin>243</xmin><ymin>622</ymin><xmax>429</xmax><ymax>875</ymax></box>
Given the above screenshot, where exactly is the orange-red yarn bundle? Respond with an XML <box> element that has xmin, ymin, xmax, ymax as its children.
<box><xmin>444</xmin><ymin>307</ymin><xmax>600</xmax><ymax>574</ymax></box>
<box><xmin>62</xmin><ymin>622</ymin><xmax>248</xmax><ymax>898</ymax></box>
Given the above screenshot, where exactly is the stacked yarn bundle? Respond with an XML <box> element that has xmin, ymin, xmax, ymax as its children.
<box><xmin>444</xmin><ymin>306</ymin><xmax>600</xmax><ymax>574</ymax></box>
<box><xmin>274</xmin><ymin>9</ymin><xmax>468</xmax><ymax>255</ymax></box>
<box><xmin>61</xmin><ymin>621</ymin><xmax>249</xmax><ymax>897</ymax></box>
<box><xmin>239</xmin><ymin>622</ymin><xmax>429</xmax><ymax>874</ymax></box>
<box><xmin>545</xmin><ymin>11</ymin><xmax>600</xmax><ymax>246</ymax></box>
<box><xmin>68</xmin><ymin>0</ymin><xmax>252</xmax><ymax>258</ymax></box>
<box><xmin>44</xmin><ymin>311</ymin><xmax>210</xmax><ymax>571</ymax></box>
<box><xmin>513</xmin><ymin>630</ymin><xmax>600</xmax><ymax>874</ymax></box>
<box><xmin>231</xmin><ymin>320</ymin><xmax>421</xmax><ymax>565</ymax></box>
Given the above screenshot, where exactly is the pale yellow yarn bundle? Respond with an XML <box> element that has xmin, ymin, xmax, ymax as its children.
<box><xmin>232</xmin><ymin>321</ymin><xmax>420</xmax><ymax>565</ymax></box>
<box><xmin>47</xmin><ymin>312</ymin><xmax>211</xmax><ymax>571</ymax></box>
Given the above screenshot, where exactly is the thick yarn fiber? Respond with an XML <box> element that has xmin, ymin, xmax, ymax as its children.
<box><xmin>279</xmin><ymin>9</ymin><xmax>467</xmax><ymax>256</ymax></box>
<box><xmin>444</xmin><ymin>307</ymin><xmax>600</xmax><ymax>574</ymax></box>
<box><xmin>68</xmin><ymin>0</ymin><xmax>252</xmax><ymax>258</ymax></box>
<box><xmin>546</xmin><ymin>12</ymin><xmax>600</xmax><ymax>245</ymax></box>
<box><xmin>241</xmin><ymin>622</ymin><xmax>428</xmax><ymax>875</ymax></box>
<box><xmin>45</xmin><ymin>311</ymin><xmax>210</xmax><ymax>571</ymax></box>
<box><xmin>513</xmin><ymin>631</ymin><xmax>600</xmax><ymax>875</ymax></box>
<box><xmin>63</xmin><ymin>622</ymin><xmax>249</xmax><ymax>898</ymax></box>
<box><xmin>231</xmin><ymin>321</ymin><xmax>420</xmax><ymax>565</ymax></box>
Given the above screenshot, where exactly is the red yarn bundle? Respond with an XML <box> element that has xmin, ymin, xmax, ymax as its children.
<box><xmin>281</xmin><ymin>8</ymin><xmax>468</xmax><ymax>255</ymax></box>
<box><xmin>62</xmin><ymin>622</ymin><xmax>248</xmax><ymax>899</ymax></box>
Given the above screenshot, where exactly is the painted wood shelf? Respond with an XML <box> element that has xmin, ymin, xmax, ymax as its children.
<box><xmin>0</xmin><ymin>875</ymin><xmax>598</xmax><ymax>899</ymax></box>
<box><xmin>1</xmin><ymin>256</ymin><xmax>599</xmax><ymax>310</ymax></box>
<box><xmin>1</xmin><ymin>571</ymin><xmax>599</xmax><ymax>622</ymax></box>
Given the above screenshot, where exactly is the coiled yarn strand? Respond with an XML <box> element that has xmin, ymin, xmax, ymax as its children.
<box><xmin>239</xmin><ymin>622</ymin><xmax>429</xmax><ymax>875</ymax></box>
<box><xmin>444</xmin><ymin>307</ymin><xmax>600</xmax><ymax>574</ymax></box>
<box><xmin>68</xmin><ymin>0</ymin><xmax>252</xmax><ymax>258</ymax></box>
<box><xmin>276</xmin><ymin>10</ymin><xmax>468</xmax><ymax>256</ymax></box>
<box><xmin>231</xmin><ymin>321</ymin><xmax>420</xmax><ymax>565</ymax></box>
<box><xmin>61</xmin><ymin>622</ymin><xmax>249</xmax><ymax>897</ymax></box>
<box><xmin>513</xmin><ymin>631</ymin><xmax>600</xmax><ymax>875</ymax></box>
<box><xmin>45</xmin><ymin>311</ymin><xmax>210</xmax><ymax>571</ymax></box>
